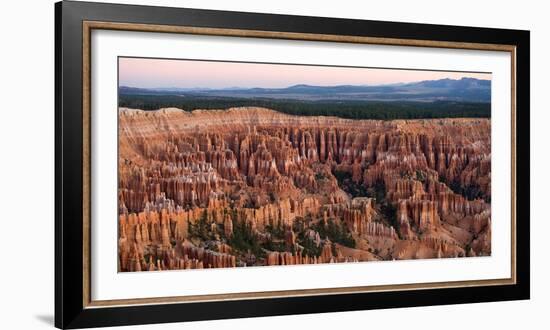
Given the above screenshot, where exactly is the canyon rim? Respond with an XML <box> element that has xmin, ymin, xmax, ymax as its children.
<box><xmin>117</xmin><ymin>57</ymin><xmax>492</xmax><ymax>272</ymax></box>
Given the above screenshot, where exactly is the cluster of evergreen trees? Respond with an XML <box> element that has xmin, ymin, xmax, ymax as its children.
<box><xmin>119</xmin><ymin>93</ymin><xmax>490</xmax><ymax>120</ymax></box>
<box><xmin>185</xmin><ymin>208</ymin><xmax>357</xmax><ymax>261</ymax></box>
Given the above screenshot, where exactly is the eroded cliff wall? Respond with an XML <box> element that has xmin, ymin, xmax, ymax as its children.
<box><xmin>118</xmin><ymin>107</ymin><xmax>491</xmax><ymax>271</ymax></box>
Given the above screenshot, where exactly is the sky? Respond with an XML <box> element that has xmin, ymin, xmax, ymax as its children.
<box><xmin>119</xmin><ymin>57</ymin><xmax>491</xmax><ymax>89</ymax></box>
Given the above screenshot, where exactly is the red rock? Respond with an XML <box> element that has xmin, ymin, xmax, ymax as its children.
<box><xmin>118</xmin><ymin>107</ymin><xmax>492</xmax><ymax>271</ymax></box>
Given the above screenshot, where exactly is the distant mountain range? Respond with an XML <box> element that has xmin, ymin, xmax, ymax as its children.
<box><xmin>119</xmin><ymin>77</ymin><xmax>491</xmax><ymax>103</ymax></box>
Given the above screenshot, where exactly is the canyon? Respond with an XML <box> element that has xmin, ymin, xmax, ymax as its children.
<box><xmin>117</xmin><ymin>107</ymin><xmax>491</xmax><ymax>272</ymax></box>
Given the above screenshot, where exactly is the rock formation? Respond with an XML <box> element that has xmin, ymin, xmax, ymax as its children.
<box><xmin>118</xmin><ymin>107</ymin><xmax>491</xmax><ymax>272</ymax></box>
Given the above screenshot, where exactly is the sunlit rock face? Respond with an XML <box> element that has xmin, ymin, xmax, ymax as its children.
<box><xmin>118</xmin><ymin>107</ymin><xmax>491</xmax><ymax>272</ymax></box>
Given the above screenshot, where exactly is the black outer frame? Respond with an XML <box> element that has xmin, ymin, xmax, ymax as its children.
<box><xmin>55</xmin><ymin>0</ymin><xmax>530</xmax><ymax>328</ymax></box>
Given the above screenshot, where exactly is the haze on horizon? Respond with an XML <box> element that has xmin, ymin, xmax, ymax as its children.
<box><xmin>119</xmin><ymin>57</ymin><xmax>491</xmax><ymax>89</ymax></box>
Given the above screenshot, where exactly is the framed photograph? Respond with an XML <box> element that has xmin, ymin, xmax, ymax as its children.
<box><xmin>55</xmin><ymin>1</ymin><xmax>530</xmax><ymax>328</ymax></box>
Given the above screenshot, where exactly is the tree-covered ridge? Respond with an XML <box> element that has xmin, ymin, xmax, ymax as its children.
<box><xmin>118</xmin><ymin>93</ymin><xmax>490</xmax><ymax>120</ymax></box>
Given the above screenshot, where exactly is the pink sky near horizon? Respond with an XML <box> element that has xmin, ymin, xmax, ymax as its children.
<box><xmin>119</xmin><ymin>57</ymin><xmax>491</xmax><ymax>89</ymax></box>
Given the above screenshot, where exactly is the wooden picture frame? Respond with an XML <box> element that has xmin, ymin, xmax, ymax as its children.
<box><xmin>55</xmin><ymin>1</ymin><xmax>530</xmax><ymax>328</ymax></box>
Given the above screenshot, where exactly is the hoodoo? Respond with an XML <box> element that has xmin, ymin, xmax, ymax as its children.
<box><xmin>118</xmin><ymin>107</ymin><xmax>491</xmax><ymax>271</ymax></box>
